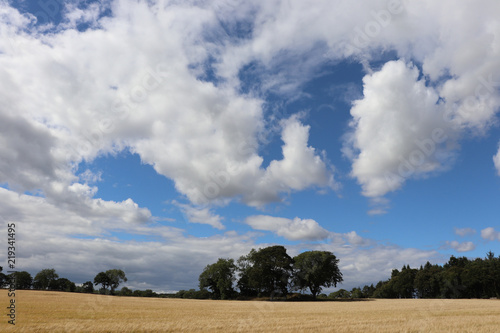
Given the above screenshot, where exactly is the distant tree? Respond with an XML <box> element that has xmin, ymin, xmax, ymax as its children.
<box><xmin>350</xmin><ymin>287</ymin><xmax>363</xmax><ymax>298</ymax></box>
<box><xmin>329</xmin><ymin>289</ymin><xmax>351</xmax><ymax>299</ymax></box>
<box><xmin>94</xmin><ymin>269</ymin><xmax>127</xmax><ymax>295</ymax></box>
<box><xmin>236</xmin><ymin>256</ymin><xmax>258</xmax><ymax>297</ymax></box>
<box><xmin>106</xmin><ymin>269</ymin><xmax>127</xmax><ymax>294</ymax></box>
<box><xmin>9</xmin><ymin>271</ymin><xmax>33</xmax><ymax>290</ymax></box>
<box><xmin>372</xmin><ymin>279</ymin><xmax>398</xmax><ymax>298</ymax></box>
<box><xmin>142</xmin><ymin>289</ymin><xmax>156</xmax><ymax>297</ymax></box>
<box><xmin>238</xmin><ymin>246</ymin><xmax>294</xmax><ymax>299</ymax></box>
<box><xmin>292</xmin><ymin>251</ymin><xmax>343</xmax><ymax>299</ymax></box>
<box><xmin>94</xmin><ymin>272</ymin><xmax>111</xmax><ymax>294</ymax></box>
<box><xmin>485</xmin><ymin>251</ymin><xmax>500</xmax><ymax>297</ymax></box>
<box><xmin>119</xmin><ymin>286</ymin><xmax>133</xmax><ymax>296</ymax></box>
<box><xmin>82</xmin><ymin>281</ymin><xmax>94</xmax><ymax>293</ymax></box>
<box><xmin>414</xmin><ymin>262</ymin><xmax>443</xmax><ymax>298</ymax></box>
<box><xmin>194</xmin><ymin>289</ymin><xmax>211</xmax><ymax>299</ymax></box>
<box><xmin>361</xmin><ymin>284</ymin><xmax>376</xmax><ymax>298</ymax></box>
<box><xmin>440</xmin><ymin>256</ymin><xmax>469</xmax><ymax>298</ymax></box>
<box><xmin>33</xmin><ymin>269</ymin><xmax>59</xmax><ymax>290</ymax></box>
<box><xmin>199</xmin><ymin>258</ymin><xmax>237</xmax><ymax>300</ymax></box>
<box><xmin>0</xmin><ymin>266</ymin><xmax>7</xmax><ymax>288</ymax></box>
<box><xmin>392</xmin><ymin>265</ymin><xmax>417</xmax><ymax>298</ymax></box>
<box><xmin>52</xmin><ymin>278</ymin><xmax>76</xmax><ymax>292</ymax></box>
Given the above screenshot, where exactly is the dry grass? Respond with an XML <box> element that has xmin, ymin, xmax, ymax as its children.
<box><xmin>2</xmin><ymin>290</ymin><xmax>500</xmax><ymax>332</ymax></box>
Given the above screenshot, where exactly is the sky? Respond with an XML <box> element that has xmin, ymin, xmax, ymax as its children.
<box><xmin>0</xmin><ymin>0</ymin><xmax>499</xmax><ymax>293</ymax></box>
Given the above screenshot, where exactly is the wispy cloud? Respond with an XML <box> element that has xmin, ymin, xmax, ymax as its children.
<box><xmin>173</xmin><ymin>201</ymin><xmax>225</xmax><ymax>230</ymax></box>
<box><xmin>454</xmin><ymin>227</ymin><xmax>476</xmax><ymax>237</ymax></box>
<box><xmin>245</xmin><ymin>215</ymin><xmax>329</xmax><ymax>241</ymax></box>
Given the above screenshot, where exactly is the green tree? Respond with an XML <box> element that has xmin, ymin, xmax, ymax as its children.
<box><xmin>0</xmin><ymin>266</ymin><xmax>7</xmax><ymax>288</ymax></box>
<box><xmin>372</xmin><ymin>279</ymin><xmax>398</xmax><ymax>298</ymax></box>
<box><xmin>142</xmin><ymin>289</ymin><xmax>156</xmax><ymax>297</ymax></box>
<box><xmin>484</xmin><ymin>251</ymin><xmax>500</xmax><ymax>297</ymax></box>
<box><xmin>329</xmin><ymin>289</ymin><xmax>351</xmax><ymax>299</ymax></box>
<box><xmin>82</xmin><ymin>281</ymin><xmax>94</xmax><ymax>293</ymax></box>
<box><xmin>361</xmin><ymin>284</ymin><xmax>376</xmax><ymax>298</ymax></box>
<box><xmin>236</xmin><ymin>253</ymin><xmax>258</xmax><ymax>297</ymax></box>
<box><xmin>392</xmin><ymin>265</ymin><xmax>417</xmax><ymax>298</ymax></box>
<box><xmin>199</xmin><ymin>258</ymin><xmax>237</xmax><ymax>300</ymax></box>
<box><xmin>52</xmin><ymin>278</ymin><xmax>76</xmax><ymax>292</ymax></box>
<box><xmin>94</xmin><ymin>269</ymin><xmax>127</xmax><ymax>295</ymax></box>
<box><xmin>33</xmin><ymin>269</ymin><xmax>59</xmax><ymax>290</ymax></box>
<box><xmin>292</xmin><ymin>251</ymin><xmax>343</xmax><ymax>299</ymax></box>
<box><xmin>94</xmin><ymin>272</ymin><xmax>111</xmax><ymax>294</ymax></box>
<box><xmin>9</xmin><ymin>271</ymin><xmax>33</xmax><ymax>289</ymax></box>
<box><xmin>119</xmin><ymin>286</ymin><xmax>133</xmax><ymax>296</ymax></box>
<box><xmin>414</xmin><ymin>262</ymin><xmax>443</xmax><ymax>298</ymax></box>
<box><xmin>350</xmin><ymin>287</ymin><xmax>363</xmax><ymax>298</ymax></box>
<box><xmin>238</xmin><ymin>246</ymin><xmax>294</xmax><ymax>299</ymax></box>
<box><xmin>106</xmin><ymin>269</ymin><xmax>127</xmax><ymax>294</ymax></box>
<box><xmin>440</xmin><ymin>256</ymin><xmax>469</xmax><ymax>298</ymax></box>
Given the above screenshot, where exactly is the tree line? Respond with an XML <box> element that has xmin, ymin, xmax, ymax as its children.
<box><xmin>0</xmin><ymin>268</ymin><xmax>128</xmax><ymax>295</ymax></box>
<box><xmin>333</xmin><ymin>251</ymin><xmax>500</xmax><ymax>300</ymax></box>
<box><xmin>0</xmin><ymin>267</ymin><xmax>174</xmax><ymax>297</ymax></box>
<box><xmin>3</xmin><ymin>249</ymin><xmax>497</xmax><ymax>300</ymax></box>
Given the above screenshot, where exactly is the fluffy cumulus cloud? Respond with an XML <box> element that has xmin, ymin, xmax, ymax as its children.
<box><xmin>213</xmin><ymin>0</ymin><xmax>500</xmax><ymax>204</ymax></box>
<box><xmin>481</xmin><ymin>227</ymin><xmax>500</xmax><ymax>241</ymax></box>
<box><xmin>444</xmin><ymin>241</ymin><xmax>476</xmax><ymax>253</ymax></box>
<box><xmin>0</xmin><ymin>0</ymin><xmax>335</xmax><ymax>211</ymax></box>
<box><xmin>245</xmin><ymin>215</ymin><xmax>329</xmax><ymax>241</ymax></box>
<box><xmin>1</xmin><ymin>0</ymin><xmax>498</xmax><ymax>213</ymax></box>
<box><xmin>344</xmin><ymin>60</ymin><xmax>456</xmax><ymax>198</ymax></box>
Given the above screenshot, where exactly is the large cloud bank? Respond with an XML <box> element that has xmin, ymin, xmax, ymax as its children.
<box><xmin>0</xmin><ymin>0</ymin><xmax>499</xmax><ymax>291</ymax></box>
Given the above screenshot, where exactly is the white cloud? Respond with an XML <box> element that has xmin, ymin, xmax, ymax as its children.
<box><xmin>265</xmin><ymin>116</ymin><xmax>334</xmax><ymax>189</ymax></box>
<box><xmin>454</xmin><ymin>227</ymin><xmax>476</xmax><ymax>237</ymax></box>
<box><xmin>2</xmin><ymin>0</ymin><xmax>498</xmax><ymax>212</ymax></box>
<box><xmin>494</xmin><ymin>146</ymin><xmax>500</xmax><ymax>176</ymax></box>
<box><xmin>212</xmin><ymin>0</ymin><xmax>500</xmax><ymax>205</ymax></box>
<box><xmin>79</xmin><ymin>169</ymin><xmax>103</xmax><ymax>184</ymax></box>
<box><xmin>445</xmin><ymin>241</ymin><xmax>476</xmax><ymax>253</ymax></box>
<box><xmin>367</xmin><ymin>208</ymin><xmax>387</xmax><ymax>216</ymax></box>
<box><xmin>481</xmin><ymin>227</ymin><xmax>500</xmax><ymax>241</ymax></box>
<box><xmin>343</xmin><ymin>231</ymin><xmax>373</xmax><ymax>247</ymax></box>
<box><xmin>344</xmin><ymin>60</ymin><xmax>457</xmax><ymax>198</ymax></box>
<box><xmin>0</xmin><ymin>0</ymin><xmax>335</xmax><ymax>212</ymax></box>
<box><xmin>245</xmin><ymin>215</ymin><xmax>329</xmax><ymax>241</ymax></box>
<box><xmin>174</xmin><ymin>201</ymin><xmax>225</xmax><ymax>230</ymax></box>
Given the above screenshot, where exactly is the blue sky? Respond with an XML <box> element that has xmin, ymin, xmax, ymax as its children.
<box><xmin>1</xmin><ymin>0</ymin><xmax>500</xmax><ymax>292</ymax></box>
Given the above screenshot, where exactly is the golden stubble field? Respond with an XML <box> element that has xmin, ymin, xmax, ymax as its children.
<box><xmin>1</xmin><ymin>290</ymin><xmax>500</xmax><ymax>332</ymax></box>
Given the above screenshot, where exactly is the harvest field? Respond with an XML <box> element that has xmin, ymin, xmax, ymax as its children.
<box><xmin>2</xmin><ymin>291</ymin><xmax>500</xmax><ymax>332</ymax></box>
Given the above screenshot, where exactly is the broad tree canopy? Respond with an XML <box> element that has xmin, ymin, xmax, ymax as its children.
<box><xmin>293</xmin><ymin>250</ymin><xmax>343</xmax><ymax>298</ymax></box>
